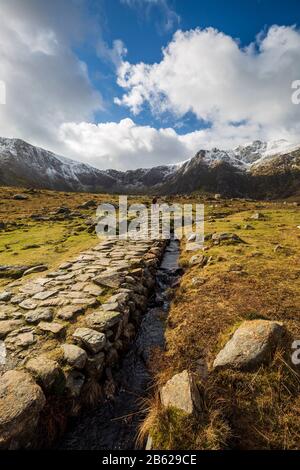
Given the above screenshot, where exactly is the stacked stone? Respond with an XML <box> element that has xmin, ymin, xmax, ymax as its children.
<box><xmin>0</xmin><ymin>237</ymin><xmax>167</xmax><ymax>449</ymax></box>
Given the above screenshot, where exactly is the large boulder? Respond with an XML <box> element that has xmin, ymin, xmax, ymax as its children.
<box><xmin>160</xmin><ymin>370</ymin><xmax>201</xmax><ymax>415</ymax></box>
<box><xmin>213</xmin><ymin>320</ymin><xmax>285</xmax><ymax>371</ymax></box>
<box><xmin>0</xmin><ymin>370</ymin><xmax>45</xmax><ymax>449</ymax></box>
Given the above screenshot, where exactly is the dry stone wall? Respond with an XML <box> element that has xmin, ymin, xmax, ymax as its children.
<box><xmin>0</xmin><ymin>237</ymin><xmax>167</xmax><ymax>449</ymax></box>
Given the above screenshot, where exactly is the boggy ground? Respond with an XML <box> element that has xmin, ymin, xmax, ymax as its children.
<box><xmin>141</xmin><ymin>197</ymin><xmax>300</xmax><ymax>450</ymax></box>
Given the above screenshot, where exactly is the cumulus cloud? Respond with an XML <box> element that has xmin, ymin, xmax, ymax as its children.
<box><xmin>0</xmin><ymin>0</ymin><xmax>103</xmax><ymax>152</ymax></box>
<box><xmin>59</xmin><ymin>118</ymin><xmax>270</xmax><ymax>170</ymax></box>
<box><xmin>115</xmin><ymin>25</ymin><xmax>300</xmax><ymax>142</ymax></box>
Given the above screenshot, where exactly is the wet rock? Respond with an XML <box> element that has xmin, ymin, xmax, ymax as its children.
<box><xmin>73</xmin><ymin>328</ymin><xmax>106</xmax><ymax>354</ymax></box>
<box><xmin>26</xmin><ymin>356</ymin><xmax>62</xmax><ymax>391</ymax></box>
<box><xmin>213</xmin><ymin>320</ymin><xmax>285</xmax><ymax>371</ymax></box>
<box><xmin>0</xmin><ymin>370</ymin><xmax>45</xmax><ymax>449</ymax></box>
<box><xmin>160</xmin><ymin>370</ymin><xmax>201</xmax><ymax>415</ymax></box>
<box><xmin>61</xmin><ymin>344</ymin><xmax>87</xmax><ymax>369</ymax></box>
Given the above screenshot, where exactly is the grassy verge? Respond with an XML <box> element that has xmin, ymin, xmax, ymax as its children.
<box><xmin>142</xmin><ymin>200</ymin><xmax>300</xmax><ymax>449</ymax></box>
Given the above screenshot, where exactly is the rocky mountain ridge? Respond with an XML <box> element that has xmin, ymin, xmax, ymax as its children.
<box><xmin>0</xmin><ymin>137</ymin><xmax>299</xmax><ymax>198</ymax></box>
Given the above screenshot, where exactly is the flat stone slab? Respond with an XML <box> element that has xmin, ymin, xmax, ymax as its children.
<box><xmin>85</xmin><ymin>310</ymin><xmax>122</xmax><ymax>332</ymax></box>
<box><xmin>213</xmin><ymin>320</ymin><xmax>285</xmax><ymax>371</ymax></box>
<box><xmin>38</xmin><ymin>322</ymin><xmax>66</xmax><ymax>336</ymax></box>
<box><xmin>0</xmin><ymin>370</ymin><xmax>45</xmax><ymax>448</ymax></box>
<box><xmin>73</xmin><ymin>327</ymin><xmax>106</xmax><ymax>353</ymax></box>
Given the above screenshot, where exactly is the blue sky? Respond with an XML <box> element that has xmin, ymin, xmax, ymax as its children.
<box><xmin>1</xmin><ymin>0</ymin><xmax>300</xmax><ymax>169</ymax></box>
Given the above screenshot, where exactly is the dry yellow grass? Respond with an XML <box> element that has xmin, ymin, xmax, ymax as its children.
<box><xmin>142</xmin><ymin>198</ymin><xmax>300</xmax><ymax>450</ymax></box>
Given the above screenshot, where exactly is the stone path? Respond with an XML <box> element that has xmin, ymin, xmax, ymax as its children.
<box><xmin>0</xmin><ymin>236</ymin><xmax>166</xmax><ymax>449</ymax></box>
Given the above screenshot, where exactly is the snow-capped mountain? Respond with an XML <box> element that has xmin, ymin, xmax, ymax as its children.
<box><xmin>0</xmin><ymin>137</ymin><xmax>299</xmax><ymax>198</ymax></box>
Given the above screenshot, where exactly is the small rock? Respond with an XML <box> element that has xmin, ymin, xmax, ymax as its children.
<box><xmin>85</xmin><ymin>310</ymin><xmax>122</xmax><ymax>332</ymax></box>
<box><xmin>213</xmin><ymin>320</ymin><xmax>285</xmax><ymax>371</ymax></box>
<box><xmin>0</xmin><ymin>370</ymin><xmax>45</xmax><ymax>449</ymax></box>
<box><xmin>19</xmin><ymin>300</ymin><xmax>38</xmax><ymax>310</ymax></box>
<box><xmin>12</xmin><ymin>194</ymin><xmax>28</xmax><ymax>200</ymax></box>
<box><xmin>23</xmin><ymin>265</ymin><xmax>48</xmax><ymax>276</ymax></box>
<box><xmin>189</xmin><ymin>254</ymin><xmax>207</xmax><ymax>267</ymax></box>
<box><xmin>61</xmin><ymin>344</ymin><xmax>87</xmax><ymax>369</ymax></box>
<box><xmin>0</xmin><ymin>291</ymin><xmax>12</xmax><ymax>302</ymax></box>
<box><xmin>250</xmin><ymin>212</ymin><xmax>265</xmax><ymax>220</ymax></box>
<box><xmin>73</xmin><ymin>327</ymin><xmax>106</xmax><ymax>353</ymax></box>
<box><xmin>160</xmin><ymin>370</ymin><xmax>201</xmax><ymax>415</ymax></box>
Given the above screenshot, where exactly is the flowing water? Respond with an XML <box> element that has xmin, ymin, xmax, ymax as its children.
<box><xmin>58</xmin><ymin>239</ymin><xmax>181</xmax><ymax>450</ymax></box>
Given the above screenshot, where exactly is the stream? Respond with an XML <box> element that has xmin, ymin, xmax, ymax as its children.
<box><xmin>58</xmin><ymin>239</ymin><xmax>181</xmax><ymax>450</ymax></box>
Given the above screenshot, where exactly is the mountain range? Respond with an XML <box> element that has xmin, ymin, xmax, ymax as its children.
<box><xmin>0</xmin><ymin>137</ymin><xmax>299</xmax><ymax>198</ymax></box>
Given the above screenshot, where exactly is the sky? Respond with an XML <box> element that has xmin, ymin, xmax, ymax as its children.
<box><xmin>0</xmin><ymin>0</ymin><xmax>300</xmax><ymax>170</ymax></box>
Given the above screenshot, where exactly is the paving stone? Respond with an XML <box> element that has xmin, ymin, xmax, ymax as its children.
<box><xmin>85</xmin><ymin>310</ymin><xmax>122</xmax><ymax>332</ymax></box>
<box><xmin>39</xmin><ymin>322</ymin><xmax>66</xmax><ymax>336</ymax></box>
<box><xmin>56</xmin><ymin>305</ymin><xmax>85</xmax><ymax>321</ymax></box>
<box><xmin>25</xmin><ymin>308</ymin><xmax>54</xmax><ymax>324</ymax></box>
<box><xmin>73</xmin><ymin>327</ymin><xmax>106</xmax><ymax>353</ymax></box>
<box><xmin>32</xmin><ymin>290</ymin><xmax>58</xmax><ymax>301</ymax></box>
<box><xmin>19</xmin><ymin>300</ymin><xmax>38</xmax><ymax>310</ymax></box>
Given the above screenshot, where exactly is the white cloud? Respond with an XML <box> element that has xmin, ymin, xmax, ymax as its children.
<box><xmin>59</xmin><ymin>118</ymin><xmax>270</xmax><ymax>170</ymax></box>
<box><xmin>116</xmin><ymin>25</ymin><xmax>300</xmax><ymax>142</ymax></box>
<box><xmin>0</xmin><ymin>0</ymin><xmax>103</xmax><ymax>152</ymax></box>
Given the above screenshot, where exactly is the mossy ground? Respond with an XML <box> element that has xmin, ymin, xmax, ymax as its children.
<box><xmin>0</xmin><ymin>186</ymin><xmax>148</xmax><ymax>288</ymax></box>
<box><xmin>143</xmin><ymin>198</ymin><xmax>300</xmax><ymax>450</ymax></box>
